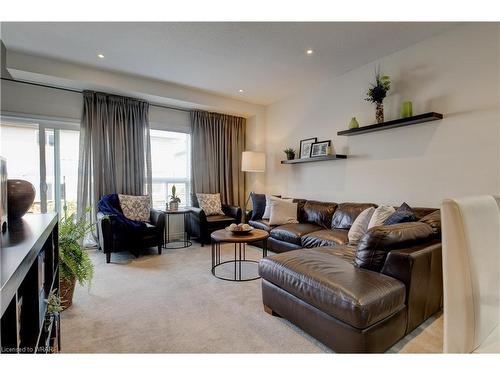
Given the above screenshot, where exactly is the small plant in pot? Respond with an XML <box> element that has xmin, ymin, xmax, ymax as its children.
<box><xmin>169</xmin><ymin>184</ymin><xmax>181</xmax><ymax>210</ymax></box>
<box><xmin>365</xmin><ymin>68</ymin><xmax>391</xmax><ymax>123</ymax></box>
<box><xmin>59</xmin><ymin>207</ymin><xmax>94</xmax><ymax>310</ymax></box>
<box><xmin>284</xmin><ymin>148</ymin><xmax>296</xmax><ymax>160</ymax></box>
<box><xmin>44</xmin><ymin>289</ymin><xmax>63</xmax><ymax>330</ymax></box>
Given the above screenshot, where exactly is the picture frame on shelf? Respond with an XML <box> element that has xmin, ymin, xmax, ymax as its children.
<box><xmin>299</xmin><ymin>137</ymin><xmax>317</xmax><ymax>159</ymax></box>
<box><xmin>310</xmin><ymin>140</ymin><xmax>331</xmax><ymax>157</ymax></box>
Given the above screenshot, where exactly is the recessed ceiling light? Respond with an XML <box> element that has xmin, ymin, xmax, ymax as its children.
<box><xmin>238</xmin><ymin>89</ymin><xmax>244</xmax><ymax>93</ymax></box>
<box><xmin>305</xmin><ymin>49</ymin><xmax>314</xmax><ymax>55</ymax></box>
<box><xmin>97</xmin><ymin>54</ymin><xmax>105</xmax><ymax>59</ymax></box>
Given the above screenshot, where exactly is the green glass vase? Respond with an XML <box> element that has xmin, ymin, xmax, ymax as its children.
<box><xmin>348</xmin><ymin>117</ymin><xmax>359</xmax><ymax>129</ymax></box>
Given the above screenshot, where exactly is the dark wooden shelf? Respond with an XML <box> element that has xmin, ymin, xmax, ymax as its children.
<box><xmin>337</xmin><ymin>112</ymin><xmax>443</xmax><ymax>136</ymax></box>
<box><xmin>281</xmin><ymin>154</ymin><xmax>347</xmax><ymax>164</ymax></box>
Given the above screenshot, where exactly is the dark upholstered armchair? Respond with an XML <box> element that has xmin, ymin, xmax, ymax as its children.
<box><xmin>187</xmin><ymin>194</ymin><xmax>242</xmax><ymax>246</ymax></box>
<box><xmin>97</xmin><ymin>198</ymin><xmax>165</xmax><ymax>263</ymax></box>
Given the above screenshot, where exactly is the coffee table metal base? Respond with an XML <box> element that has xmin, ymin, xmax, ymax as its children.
<box><xmin>211</xmin><ymin>241</ymin><xmax>267</xmax><ymax>282</ymax></box>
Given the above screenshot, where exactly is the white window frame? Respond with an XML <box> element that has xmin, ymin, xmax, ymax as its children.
<box><xmin>149</xmin><ymin>127</ymin><xmax>192</xmax><ymax>208</ymax></box>
<box><xmin>1</xmin><ymin>112</ymin><xmax>80</xmax><ymax>214</ymax></box>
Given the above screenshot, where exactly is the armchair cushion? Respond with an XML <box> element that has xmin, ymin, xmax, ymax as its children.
<box><xmin>196</xmin><ymin>193</ymin><xmax>225</xmax><ymax>215</ymax></box>
<box><xmin>97</xmin><ymin>194</ymin><xmax>147</xmax><ymax>232</ymax></box>
<box><xmin>118</xmin><ymin>194</ymin><xmax>151</xmax><ymax>221</ymax></box>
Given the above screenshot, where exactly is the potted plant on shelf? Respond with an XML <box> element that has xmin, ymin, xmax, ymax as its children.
<box><xmin>169</xmin><ymin>185</ymin><xmax>181</xmax><ymax>210</ymax></box>
<box><xmin>59</xmin><ymin>207</ymin><xmax>94</xmax><ymax>310</ymax></box>
<box><xmin>365</xmin><ymin>68</ymin><xmax>391</xmax><ymax>123</ymax></box>
<box><xmin>284</xmin><ymin>148</ymin><xmax>296</xmax><ymax>160</ymax></box>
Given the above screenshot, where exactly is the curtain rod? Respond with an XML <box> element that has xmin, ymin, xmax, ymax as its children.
<box><xmin>1</xmin><ymin>77</ymin><xmax>192</xmax><ymax>113</ymax></box>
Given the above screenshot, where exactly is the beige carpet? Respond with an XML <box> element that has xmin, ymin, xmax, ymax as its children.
<box><xmin>61</xmin><ymin>243</ymin><xmax>443</xmax><ymax>353</ymax></box>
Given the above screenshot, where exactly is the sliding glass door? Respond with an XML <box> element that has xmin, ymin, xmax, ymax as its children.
<box><xmin>0</xmin><ymin>120</ymin><xmax>79</xmax><ymax>216</ymax></box>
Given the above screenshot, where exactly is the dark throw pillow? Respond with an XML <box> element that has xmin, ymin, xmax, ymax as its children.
<box><xmin>250</xmin><ymin>193</ymin><xmax>267</xmax><ymax>221</ymax></box>
<box><xmin>384</xmin><ymin>202</ymin><xmax>416</xmax><ymax>225</ymax></box>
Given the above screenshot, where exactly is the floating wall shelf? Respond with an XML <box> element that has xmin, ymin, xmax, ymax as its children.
<box><xmin>281</xmin><ymin>154</ymin><xmax>347</xmax><ymax>164</ymax></box>
<box><xmin>337</xmin><ymin>112</ymin><xmax>443</xmax><ymax>136</ymax></box>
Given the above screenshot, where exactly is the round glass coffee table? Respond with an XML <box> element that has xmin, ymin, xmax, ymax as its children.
<box><xmin>210</xmin><ymin>228</ymin><xmax>269</xmax><ymax>282</ymax></box>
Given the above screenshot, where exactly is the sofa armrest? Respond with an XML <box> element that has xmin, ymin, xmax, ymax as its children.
<box><xmin>96</xmin><ymin>211</ymin><xmax>114</xmax><ymax>254</ymax></box>
<box><xmin>150</xmin><ymin>209</ymin><xmax>165</xmax><ymax>232</ymax></box>
<box><xmin>188</xmin><ymin>206</ymin><xmax>207</xmax><ymax>221</ymax></box>
<box><xmin>187</xmin><ymin>206</ymin><xmax>207</xmax><ymax>239</ymax></box>
<box><xmin>380</xmin><ymin>241</ymin><xmax>443</xmax><ymax>333</ymax></box>
<box><xmin>222</xmin><ymin>204</ymin><xmax>242</xmax><ymax>223</ymax></box>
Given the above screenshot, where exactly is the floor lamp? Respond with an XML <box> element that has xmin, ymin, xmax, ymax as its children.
<box><xmin>241</xmin><ymin>151</ymin><xmax>266</xmax><ymax>222</ymax></box>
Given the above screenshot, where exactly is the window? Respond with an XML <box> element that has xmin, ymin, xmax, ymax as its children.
<box><xmin>150</xmin><ymin>130</ymin><xmax>191</xmax><ymax>209</ymax></box>
<box><xmin>0</xmin><ymin>123</ymin><xmax>40</xmax><ymax>213</ymax></box>
<box><xmin>0</xmin><ymin>120</ymin><xmax>80</xmax><ymax>216</ymax></box>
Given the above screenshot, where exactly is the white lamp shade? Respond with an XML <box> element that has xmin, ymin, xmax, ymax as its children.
<box><xmin>242</xmin><ymin>151</ymin><xmax>266</xmax><ymax>172</ymax></box>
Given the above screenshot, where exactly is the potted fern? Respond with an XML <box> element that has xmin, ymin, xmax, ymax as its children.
<box><xmin>169</xmin><ymin>185</ymin><xmax>181</xmax><ymax>210</ymax></box>
<box><xmin>59</xmin><ymin>207</ymin><xmax>94</xmax><ymax>310</ymax></box>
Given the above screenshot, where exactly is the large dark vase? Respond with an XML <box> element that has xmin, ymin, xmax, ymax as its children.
<box><xmin>375</xmin><ymin>103</ymin><xmax>384</xmax><ymax>123</ymax></box>
<box><xmin>7</xmin><ymin>179</ymin><xmax>35</xmax><ymax>219</ymax></box>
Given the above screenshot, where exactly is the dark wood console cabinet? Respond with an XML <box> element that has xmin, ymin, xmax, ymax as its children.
<box><xmin>1</xmin><ymin>214</ymin><xmax>60</xmax><ymax>354</ymax></box>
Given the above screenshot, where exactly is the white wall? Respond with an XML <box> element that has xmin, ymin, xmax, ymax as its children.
<box><xmin>264</xmin><ymin>23</ymin><xmax>500</xmax><ymax>207</ymax></box>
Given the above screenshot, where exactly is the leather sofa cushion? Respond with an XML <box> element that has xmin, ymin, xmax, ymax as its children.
<box><xmin>267</xmin><ymin>236</ymin><xmax>303</xmax><ymax>253</ymax></box>
<box><xmin>301</xmin><ymin>229</ymin><xmax>349</xmax><ymax>248</ymax></box>
<box><xmin>248</xmin><ymin>219</ymin><xmax>274</xmax><ymax>232</ymax></box>
<box><xmin>303</xmin><ymin>200</ymin><xmax>338</xmax><ymax>228</ymax></box>
<box><xmin>419</xmin><ymin>210</ymin><xmax>441</xmax><ymax>236</ymax></box>
<box><xmin>259</xmin><ymin>247</ymin><xmax>405</xmax><ymax>329</ymax></box>
<box><xmin>270</xmin><ymin>223</ymin><xmax>322</xmax><ymax>245</ymax></box>
<box><xmin>206</xmin><ymin>215</ymin><xmax>237</xmax><ymax>230</ymax></box>
<box><xmin>354</xmin><ymin>221</ymin><xmax>435</xmax><ymax>272</ymax></box>
<box><xmin>331</xmin><ymin>203</ymin><xmax>377</xmax><ymax>230</ymax></box>
<box><xmin>413</xmin><ymin>207</ymin><xmax>438</xmax><ymax>220</ymax></box>
<box><xmin>206</xmin><ymin>214</ymin><xmax>236</xmax><ymax>223</ymax></box>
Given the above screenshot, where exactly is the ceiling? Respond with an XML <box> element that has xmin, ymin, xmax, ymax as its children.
<box><xmin>1</xmin><ymin>22</ymin><xmax>457</xmax><ymax>105</ymax></box>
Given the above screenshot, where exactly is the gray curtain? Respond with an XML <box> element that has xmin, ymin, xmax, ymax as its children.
<box><xmin>77</xmin><ymin>91</ymin><xmax>152</xmax><ymax>223</ymax></box>
<box><xmin>190</xmin><ymin>110</ymin><xmax>245</xmax><ymax>207</ymax></box>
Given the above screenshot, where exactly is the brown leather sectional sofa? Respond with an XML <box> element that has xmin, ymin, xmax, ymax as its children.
<box><xmin>249</xmin><ymin>199</ymin><xmax>442</xmax><ymax>353</ymax></box>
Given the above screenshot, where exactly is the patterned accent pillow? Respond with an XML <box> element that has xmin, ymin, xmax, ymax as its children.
<box><xmin>118</xmin><ymin>194</ymin><xmax>151</xmax><ymax>222</ymax></box>
<box><xmin>196</xmin><ymin>193</ymin><xmax>224</xmax><ymax>216</ymax></box>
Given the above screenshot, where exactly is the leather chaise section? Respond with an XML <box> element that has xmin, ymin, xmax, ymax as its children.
<box><xmin>262</xmin><ymin>279</ymin><xmax>407</xmax><ymax>353</ymax></box>
<box><xmin>301</xmin><ymin>229</ymin><xmax>349</xmax><ymax>248</ymax></box>
<box><xmin>270</xmin><ymin>223</ymin><xmax>322</xmax><ymax>245</ymax></box>
<box><xmin>259</xmin><ymin>248</ymin><xmax>406</xmax><ymax>329</ymax></box>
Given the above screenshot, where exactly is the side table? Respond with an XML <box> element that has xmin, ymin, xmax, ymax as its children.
<box><xmin>162</xmin><ymin>209</ymin><xmax>192</xmax><ymax>249</ymax></box>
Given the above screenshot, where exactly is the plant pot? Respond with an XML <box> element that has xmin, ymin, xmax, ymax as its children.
<box><xmin>169</xmin><ymin>202</ymin><xmax>179</xmax><ymax>211</ymax></box>
<box><xmin>376</xmin><ymin>103</ymin><xmax>384</xmax><ymax>123</ymax></box>
<box><xmin>60</xmin><ymin>277</ymin><xmax>76</xmax><ymax>310</ymax></box>
<box><xmin>286</xmin><ymin>153</ymin><xmax>295</xmax><ymax>160</ymax></box>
